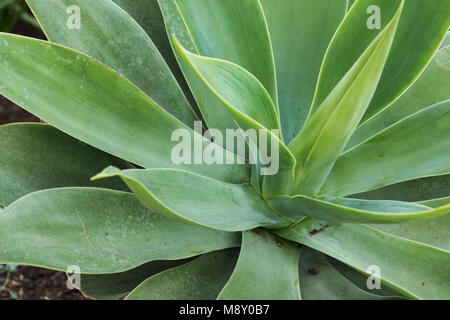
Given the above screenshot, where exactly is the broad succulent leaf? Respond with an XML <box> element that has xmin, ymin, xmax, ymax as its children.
<box><xmin>111</xmin><ymin>0</ymin><xmax>195</xmax><ymax>105</ymax></box>
<box><xmin>217</xmin><ymin>230</ymin><xmax>301</xmax><ymax>300</ymax></box>
<box><xmin>26</xmin><ymin>0</ymin><xmax>197</xmax><ymax>125</ymax></box>
<box><xmin>299</xmin><ymin>247</ymin><xmax>402</xmax><ymax>300</ymax></box>
<box><xmin>260</xmin><ymin>0</ymin><xmax>347</xmax><ymax>142</ymax></box>
<box><xmin>353</xmin><ymin>174</ymin><xmax>450</xmax><ymax>202</ymax></box>
<box><xmin>0</xmin><ymin>33</ymin><xmax>248</xmax><ymax>183</ymax></box>
<box><xmin>367</xmin><ymin>213</ymin><xmax>450</xmax><ymax>251</ymax></box>
<box><xmin>268</xmin><ymin>195</ymin><xmax>449</xmax><ymax>224</ymax></box>
<box><xmin>289</xmin><ymin>1</ymin><xmax>403</xmax><ymax>195</ymax></box>
<box><xmin>93</xmin><ymin>167</ymin><xmax>289</xmax><ymax>231</ymax></box>
<box><xmin>78</xmin><ymin>259</ymin><xmax>191</xmax><ymax>300</ymax></box>
<box><xmin>310</xmin><ymin>0</ymin><xmax>450</xmax><ymax>122</ymax></box>
<box><xmin>276</xmin><ymin>219</ymin><xmax>450</xmax><ymax>299</ymax></box>
<box><xmin>126</xmin><ymin>250</ymin><xmax>238</xmax><ymax>300</ymax></box>
<box><xmin>348</xmin><ymin>43</ymin><xmax>450</xmax><ymax>149</ymax></box>
<box><xmin>321</xmin><ymin>100</ymin><xmax>450</xmax><ymax>196</ymax></box>
<box><xmin>0</xmin><ymin>123</ymin><xmax>131</xmax><ymax>205</ymax></box>
<box><xmin>173</xmin><ymin>0</ymin><xmax>278</xmax><ymax>108</ymax></box>
<box><xmin>173</xmin><ymin>38</ymin><xmax>296</xmax><ymax>196</ymax></box>
<box><xmin>0</xmin><ymin>188</ymin><xmax>239</xmax><ymax>273</ymax></box>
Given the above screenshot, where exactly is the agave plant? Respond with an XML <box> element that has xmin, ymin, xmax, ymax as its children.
<box><xmin>0</xmin><ymin>0</ymin><xmax>449</xmax><ymax>300</ymax></box>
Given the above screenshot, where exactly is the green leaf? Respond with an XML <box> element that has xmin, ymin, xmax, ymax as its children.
<box><xmin>268</xmin><ymin>194</ymin><xmax>448</xmax><ymax>224</ymax></box>
<box><xmin>260</xmin><ymin>0</ymin><xmax>347</xmax><ymax>142</ymax></box>
<box><xmin>111</xmin><ymin>0</ymin><xmax>194</xmax><ymax>106</ymax></box>
<box><xmin>158</xmin><ymin>0</ymin><xmax>232</xmax><ymax>132</ymax></box>
<box><xmin>321</xmin><ymin>100</ymin><xmax>450</xmax><ymax>197</ymax></box>
<box><xmin>79</xmin><ymin>259</ymin><xmax>191</xmax><ymax>300</ymax></box>
<box><xmin>26</xmin><ymin>0</ymin><xmax>196</xmax><ymax>125</ymax></box>
<box><xmin>299</xmin><ymin>247</ymin><xmax>401</xmax><ymax>300</ymax></box>
<box><xmin>418</xmin><ymin>197</ymin><xmax>450</xmax><ymax>209</ymax></box>
<box><xmin>328</xmin><ymin>257</ymin><xmax>406</xmax><ymax>297</ymax></box>
<box><xmin>93</xmin><ymin>167</ymin><xmax>288</xmax><ymax>232</ymax></box>
<box><xmin>0</xmin><ymin>188</ymin><xmax>239</xmax><ymax>273</ymax></box>
<box><xmin>348</xmin><ymin>45</ymin><xmax>450</xmax><ymax>149</ymax></box>
<box><xmin>126</xmin><ymin>250</ymin><xmax>238</xmax><ymax>300</ymax></box>
<box><xmin>351</xmin><ymin>174</ymin><xmax>450</xmax><ymax>202</ymax></box>
<box><xmin>173</xmin><ymin>0</ymin><xmax>278</xmax><ymax>109</ymax></box>
<box><xmin>173</xmin><ymin>38</ymin><xmax>279</xmax><ymax>131</ymax></box>
<box><xmin>0</xmin><ymin>123</ymin><xmax>130</xmax><ymax>205</ymax></box>
<box><xmin>0</xmin><ymin>33</ymin><xmax>248</xmax><ymax>183</ymax></box>
<box><xmin>310</xmin><ymin>0</ymin><xmax>450</xmax><ymax>122</ymax></box>
<box><xmin>367</xmin><ymin>214</ymin><xmax>450</xmax><ymax>251</ymax></box>
<box><xmin>276</xmin><ymin>219</ymin><xmax>450</xmax><ymax>299</ymax></box>
<box><xmin>218</xmin><ymin>230</ymin><xmax>301</xmax><ymax>300</ymax></box>
<box><xmin>173</xmin><ymin>37</ymin><xmax>296</xmax><ymax>196</ymax></box>
<box><xmin>289</xmin><ymin>1</ymin><xmax>404</xmax><ymax>195</ymax></box>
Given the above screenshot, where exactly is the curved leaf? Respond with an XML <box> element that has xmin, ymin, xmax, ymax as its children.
<box><xmin>260</xmin><ymin>0</ymin><xmax>347</xmax><ymax>142</ymax></box>
<box><xmin>173</xmin><ymin>0</ymin><xmax>278</xmax><ymax>108</ymax></box>
<box><xmin>78</xmin><ymin>259</ymin><xmax>190</xmax><ymax>300</ymax></box>
<box><xmin>321</xmin><ymin>100</ymin><xmax>450</xmax><ymax>197</ymax></box>
<box><xmin>218</xmin><ymin>230</ymin><xmax>301</xmax><ymax>300</ymax></box>
<box><xmin>268</xmin><ymin>194</ymin><xmax>448</xmax><ymax>224</ymax></box>
<box><xmin>173</xmin><ymin>38</ymin><xmax>296</xmax><ymax>196</ymax></box>
<box><xmin>367</xmin><ymin>214</ymin><xmax>450</xmax><ymax>251</ymax></box>
<box><xmin>310</xmin><ymin>0</ymin><xmax>450</xmax><ymax>122</ymax></box>
<box><xmin>348</xmin><ymin>45</ymin><xmax>450</xmax><ymax>149</ymax></box>
<box><xmin>93</xmin><ymin>167</ymin><xmax>288</xmax><ymax>232</ymax></box>
<box><xmin>173</xmin><ymin>40</ymin><xmax>279</xmax><ymax>131</ymax></box>
<box><xmin>0</xmin><ymin>123</ymin><xmax>130</xmax><ymax>205</ymax></box>
<box><xmin>0</xmin><ymin>33</ymin><xmax>248</xmax><ymax>183</ymax></box>
<box><xmin>289</xmin><ymin>1</ymin><xmax>404</xmax><ymax>195</ymax></box>
<box><xmin>276</xmin><ymin>219</ymin><xmax>450</xmax><ymax>299</ymax></box>
<box><xmin>418</xmin><ymin>197</ymin><xmax>450</xmax><ymax>208</ymax></box>
<box><xmin>299</xmin><ymin>247</ymin><xmax>401</xmax><ymax>300</ymax></box>
<box><xmin>0</xmin><ymin>188</ymin><xmax>239</xmax><ymax>273</ymax></box>
<box><xmin>26</xmin><ymin>0</ymin><xmax>196</xmax><ymax>125</ymax></box>
<box><xmin>111</xmin><ymin>0</ymin><xmax>194</xmax><ymax>106</ymax></box>
<box><xmin>352</xmin><ymin>174</ymin><xmax>450</xmax><ymax>202</ymax></box>
<box><xmin>126</xmin><ymin>250</ymin><xmax>238</xmax><ymax>300</ymax></box>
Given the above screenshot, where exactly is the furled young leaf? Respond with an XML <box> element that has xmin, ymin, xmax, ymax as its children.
<box><xmin>348</xmin><ymin>44</ymin><xmax>450</xmax><ymax>149</ymax></box>
<box><xmin>126</xmin><ymin>250</ymin><xmax>238</xmax><ymax>300</ymax></box>
<box><xmin>321</xmin><ymin>100</ymin><xmax>450</xmax><ymax>197</ymax></box>
<box><xmin>0</xmin><ymin>123</ymin><xmax>130</xmax><ymax>205</ymax></box>
<box><xmin>78</xmin><ymin>259</ymin><xmax>190</xmax><ymax>300</ymax></box>
<box><xmin>174</xmin><ymin>0</ymin><xmax>278</xmax><ymax>108</ymax></box>
<box><xmin>26</xmin><ymin>0</ymin><xmax>196</xmax><ymax>125</ymax></box>
<box><xmin>0</xmin><ymin>188</ymin><xmax>239</xmax><ymax>273</ymax></box>
<box><xmin>93</xmin><ymin>167</ymin><xmax>288</xmax><ymax>232</ymax></box>
<box><xmin>173</xmin><ymin>38</ymin><xmax>296</xmax><ymax>196</ymax></box>
<box><xmin>260</xmin><ymin>0</ymin><xmax>347</xmax><ymax>142</ymax></box>
<box><xmin>352</xmin><ymin>174</ymin><xmax>450</xmax><ymax>202</ymax></box>
<box><xmin>310</xmin><ymin>0</ymin><xmax>450</xmax><ymax>122</ymax></box>
<box><xmin>268</xmin><ymin>194</ymin><xmax>448</xmax><ymax>224</ymax></box>
<box><xmin>276</xmin><ymin>219</ymin><xmax>450</xmax><ymax>299</ymax></box>
<box><xmin>0</xmin><ymin>33</ymin><xmax>249</xmax><ymax>183</ymax></box>
<box><xmin>289</xmin><ymin>1</ymin><xmax>404</xmax><ymax>195</ymax></box>
<box><xmin>299</xmin><ymin>247</ymin><xmax>401</xmax><ymax>300</ymax></box>
<box><xmin>218</xmin><ymin>230</ymin><xmax>301</xmax><ymax>300</ymax></box>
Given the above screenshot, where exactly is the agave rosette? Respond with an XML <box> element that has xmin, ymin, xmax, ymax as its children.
<box><xmin>0</xmin><ymin>0</ymin><xmax>449</xmax><ymax>300</ymax></box>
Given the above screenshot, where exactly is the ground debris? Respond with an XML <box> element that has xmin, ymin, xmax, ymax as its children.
<box><xmin>309</xmin><ymin>225</ymin><xmax>329</xmax><ymax>235</ymax></box>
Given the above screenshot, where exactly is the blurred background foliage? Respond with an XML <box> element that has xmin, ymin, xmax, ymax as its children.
<box><xmin>0</xmin><ymin>0</ymin><xmax>39</xmax><ymax>32</ymax></box>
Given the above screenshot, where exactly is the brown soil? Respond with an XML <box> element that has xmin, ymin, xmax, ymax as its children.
<box><xmin>0</xmin><ymin>266</ymin><xmax>87</xmax><ymax>300</ymax></box>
